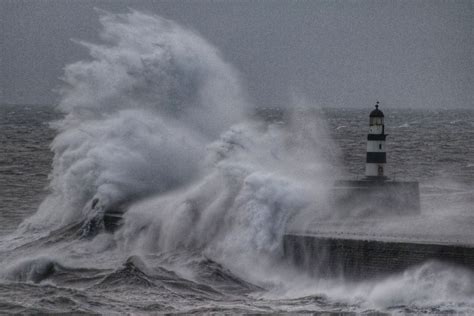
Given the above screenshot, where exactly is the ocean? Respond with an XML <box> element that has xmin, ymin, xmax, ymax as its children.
<box><xmin>1</xmin><ymin>104</ymin><xmax>473</xmax><ymax>314</ymax></box>
<box><xmin>1</xmin><ymin>10</ymin><xmax>473</xmax><ymax>315</ymax></box>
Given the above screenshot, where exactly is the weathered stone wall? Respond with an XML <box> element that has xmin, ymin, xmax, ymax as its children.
<box><xmin>283</xmin><ymin>234</ymin><xmax>474</xmax><ymax>279</ymax></box>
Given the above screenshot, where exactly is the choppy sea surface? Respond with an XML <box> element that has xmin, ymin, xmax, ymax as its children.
<box><xmin>1</xmin><ymin>103</ymin><xmax>473</xmax><ymax>314</ymax></box>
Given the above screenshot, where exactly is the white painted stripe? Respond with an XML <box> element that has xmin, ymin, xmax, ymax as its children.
<box><xmin>367</xmin><ymin>140</ymin><xmax>385</xmax><ymax>152</ymax></box>
<box><xmin>365</xmin><ymin>163</ymin><xmax>385</xmax><ymax>177</ymax></box>
<box><xmin>368</xmin><ymin>125</ymin><xmax>383</xmax><ymax>134</ymax></box>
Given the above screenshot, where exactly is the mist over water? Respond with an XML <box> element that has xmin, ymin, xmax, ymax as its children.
<box><xmin>22</xmin><ymin>9</ymin><xmax>251</xmax><ymax>230</ymax></box>
<box><xmin>1</xmin><ymin>10</ymin><xmax>473</xmax><ymax>314</ymax></box>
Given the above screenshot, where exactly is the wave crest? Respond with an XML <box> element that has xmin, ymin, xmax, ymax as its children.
<box><xmin>21</xmin><ymin>10</ymin><xmax>249</xmax><ymax>230</ymax></box>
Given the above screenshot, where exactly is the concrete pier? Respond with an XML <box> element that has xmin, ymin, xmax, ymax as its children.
<box><xmin>283</xmin><ymin>234</ymin><xmax>474</xmax><ymax>279</ymax></box>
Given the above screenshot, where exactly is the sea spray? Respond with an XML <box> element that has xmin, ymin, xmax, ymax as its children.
<box><xmin>20</xmin><ymin>10</ymin><xmax>249</xmax><ymax>230</ymax></box>
<box><xmin>11</xmin><ymin>11</ymin><xmax>334</xmax><ymax>294</ymax></box>
<box><xmin>115</xmin><ymin>114</ymin><xmax>336</xmax><ymax>281</ymax></box>
<box><xmin>19</xmin><ymin>10</ymin><xmax>337</xmax><ymax>271</ymax></box>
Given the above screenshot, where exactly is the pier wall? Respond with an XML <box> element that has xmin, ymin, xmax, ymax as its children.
<box><xmin>283</xmin><ymin>234</ymin><xmax>474</xmax><ymax>279</ymax></box>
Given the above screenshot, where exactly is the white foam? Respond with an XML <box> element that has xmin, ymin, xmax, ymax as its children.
<box><xmin>20</xmin><ymin>10</ymin><xmax>249</xmax><ymax>230</ymax></box>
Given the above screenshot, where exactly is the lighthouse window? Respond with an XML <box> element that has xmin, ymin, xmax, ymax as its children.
<box><xmin>379</xmin><ymin>144</ymin><xmax>382</xmax><ymax>149</ymax></box>
<box><xmin>370</xmin><ymin>117</ymin><xmax>384</xmax><ymax>125</ymax></box>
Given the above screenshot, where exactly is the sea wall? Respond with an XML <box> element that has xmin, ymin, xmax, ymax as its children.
<box><xmin>283</xmin><ymin>234</ymin><xmax>474</xmax><ymax>279</ymax></box>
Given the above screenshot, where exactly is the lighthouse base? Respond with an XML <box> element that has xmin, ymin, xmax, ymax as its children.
<box><xmin>282</xmin><ymin>178</ymin><xmax>474</xmax><ymax>279</ymax></box>
<box><xmin>331</xmin><ymin>179</ymin><xmax>420</xmax><ymax>216</ymax></box>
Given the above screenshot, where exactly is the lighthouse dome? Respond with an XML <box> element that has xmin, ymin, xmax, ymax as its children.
<box><xmin>370</xmin><ymin>102</ymin><xmax>384</xmax><ymax>117</ymax></box>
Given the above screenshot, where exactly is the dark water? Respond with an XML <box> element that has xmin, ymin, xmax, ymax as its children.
<box><xmin>1</xmin><ymin>104</ymin><xmax>473</xmax><ymax>314</ymax></box>
<box><xmin>0</xmin><ymin>105</ymin><xmax>58</xmax><ymax>235</ymax></box>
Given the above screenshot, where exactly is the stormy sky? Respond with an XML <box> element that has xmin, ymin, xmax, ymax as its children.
<box><xmin>1</xmin><ymin>0</ymin><xmax>472</xmax><ymax>109</ymax></box>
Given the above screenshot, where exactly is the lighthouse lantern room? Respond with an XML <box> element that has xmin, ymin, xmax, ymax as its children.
<box><xmin>365</xmin><ymin>101</ymin><xmax>387</xmax><ymax>178</ymax></box>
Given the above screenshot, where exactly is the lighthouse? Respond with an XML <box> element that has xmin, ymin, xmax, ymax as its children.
<box><xmin>365</xmin><ymin>101</ymin><xmax>387</xmax><ymax>178</ymax></box>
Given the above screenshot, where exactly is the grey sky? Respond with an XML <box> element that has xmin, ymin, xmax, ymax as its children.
<box><xmin>1</xmin><ymin>0</ymin><xmax>472</xmax><ymax>108</ymax></box>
